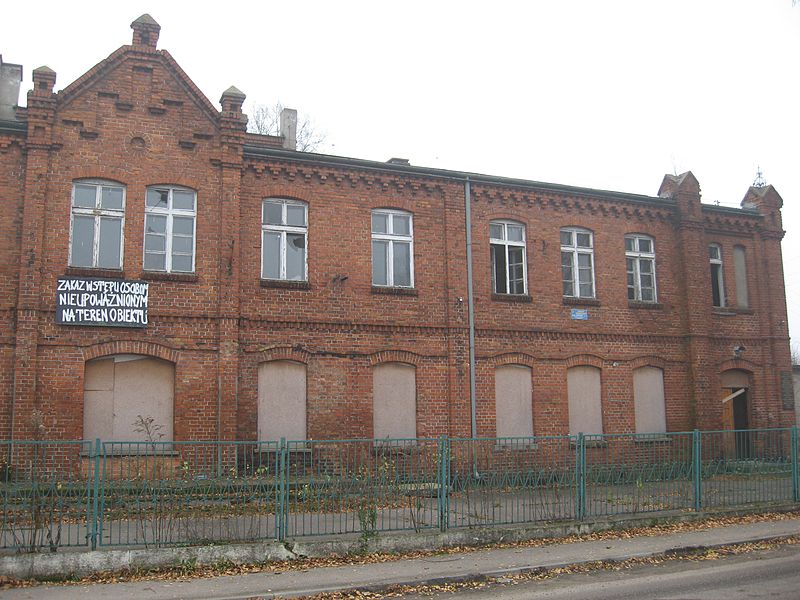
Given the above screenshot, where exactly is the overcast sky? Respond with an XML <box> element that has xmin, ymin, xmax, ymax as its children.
<box><xmin>5</xmin><ymin>1</ymin><xmax>800</xmax><ymax>345</ymax></box>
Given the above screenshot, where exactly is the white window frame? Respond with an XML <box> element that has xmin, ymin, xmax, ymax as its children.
<box><xmin>143</xmin><ymin>185</ymin><xmax>197</xmax><ymax>273</ymax></box>
<box><xmin>371</xmin><ymin>209</ymin><xmax>414</xmax><ymax>288</ymax></box>
<box><xmin>561</xmin><ymin>227</ymin><xmax>596</xmax><ymax>299</ymax></box>
<box><xmin>261</xmin><ymin>198</ymin><xmax>308</xmax><ymax>281</ymax></box>
<box><xmin>709</xmin><ymin>243</ymin><xmax>725</xmax><ymax>308</ymax></box>
<box><xmin>625</xmin><ymin>234</ymin><xmax>657</xmax><ymax>303</ymax></box>
<box><xmin>490</xmin><ymin>220</ymin><xmax>528</xmax><ymax>295</ymax></box>
<box><xmin>69</xmin><ymin>180</ymin><xmax>125</xmax><ymax>269</ymax></box>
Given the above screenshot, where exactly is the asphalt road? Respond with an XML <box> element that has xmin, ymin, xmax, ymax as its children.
<box><xmin>399</xmin><ymin>544</ymin><xmax>800</xmax><ymax>600</ymax></box>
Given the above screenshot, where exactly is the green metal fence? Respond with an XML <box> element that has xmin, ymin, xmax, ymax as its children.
<box><xmin>2</xmin><ymin>427</ymin><xmax>799</xmax><ymax>552</ymax></box>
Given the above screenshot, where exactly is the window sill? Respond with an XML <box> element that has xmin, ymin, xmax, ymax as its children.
<box><xmin>81</xmin><ymin>448</ymin><xmax>178</xmax><ymax>457</ymax></box>
<box><xmin>563</xmin><ymin>297</ymin><xmax>600</xmax><ymax>307</ymax></box>
<box><xmin>260</xmin><ymin>279</ymin><xmax>310</xmax><ymax>290</ymax></box>
<box><xmin>633</xmin><ymin>435</ymin><xmax>672</xmax><ymax>444</ymax></box>
<box><xmin>495</xmin><ymin>443</ymin><xmax>538</xmax><ymax>450</ymax></box>
<box><xmin>570</xmin><ymin>438</ymin><xmax>608</xmax><ymax>448</ymax></box>
<box><xmin>713</xmin><ymin>306</ymin><xmax>753</xmax><ymax>316</ymax></box>
<box><xmin>371</xmin><ymin>286</ymin><xmax>418</xmax><ymax>297</ymax></box>
<box><xmin>628</xmin><ymin>301</ymin><xmax>664</xmax><ymax>310</ymax></box>
<box><xmin>65</xmin><ymin>267</ymin><xmax>125</xmax><ymax>279</ymax></box>
<box><xmin>492</xmin><ymin>293</ymin><xmax>532</xmax><ymax>303</ymax></box>
<box><xmin>141</xmin><ymin>271</ymin><xmax>198</xmax><ymax>283</ymax></box>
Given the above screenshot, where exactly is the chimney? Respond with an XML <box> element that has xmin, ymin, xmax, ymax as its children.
<box><xmin>280</xmin><ymin>107</ymin><xmax>297</xmax><ymax>150</ymax></box>
<box><xmin>131</xmin><ymin>14</ymin><xmax>161</xmax><ymax>48</ymax></box>
<box><xmin>0</xmin><ymin>55</ymin><xmax>23</xmax><ymax>121</ymax></box>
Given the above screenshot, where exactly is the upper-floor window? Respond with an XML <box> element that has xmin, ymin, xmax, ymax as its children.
<box><xmin>733</xmin><ymin>245</ymin><xmax>749</xmax><ymax>308</ymax></box>
<box><xmin>372</xmin><ymin>209</ymin><xmax>413</xmax><ymax>287</ymax></box>
<box><xmin>262</xmin><ymin>198</ymin><xmax>308</xmax><ymax>281</ymax></box>
<box><xmin>625</xmin><ymin>234</ymin><xmax>657</xmax><ymax>303</ymax></box>
<box><xmin>144</xmin><ymin>186</ymin><xmax>196</xmax><ymax>273</ymax></box>
<box><xmin>490</xmin><ymin>220</ymin><xmax>527</xmax><ymax>295</ymax></box>
<box><xmin>709</xmin><ymin>244</ymin><xmax>725</xmax><ymax>308</ymax></box>
<box><xmin>561</xmin><ymin>228</ymin><xmax>595</xmax><ymax>298</ymax></box>
<box><xmin>69</xmin><ymin>181</ymin><xmax>125</xmax><ymax>269</ymax></box>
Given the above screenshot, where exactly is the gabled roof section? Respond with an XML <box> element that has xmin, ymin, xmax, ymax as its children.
<box><xmin>57</xmin><ymin>44</ymin><xmax>220</xmax><ymax>126</ymax></box>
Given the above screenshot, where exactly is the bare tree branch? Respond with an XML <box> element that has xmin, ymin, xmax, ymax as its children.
<box><xmin>246</xmin><ymin>101</ymin><xmax>327</xmax><ymax>153</ymax></box>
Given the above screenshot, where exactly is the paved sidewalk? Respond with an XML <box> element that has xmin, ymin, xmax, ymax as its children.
<box><xmin>4</xmin><ymin>518</ymin><xmax>799</xmax><ymax>600</ymax></box>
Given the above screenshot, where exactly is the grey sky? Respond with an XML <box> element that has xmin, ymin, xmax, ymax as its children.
<box><xmin>5</xmin><ymin>1</ymin><xmax>799</xmax><ymax>343</ymax></box>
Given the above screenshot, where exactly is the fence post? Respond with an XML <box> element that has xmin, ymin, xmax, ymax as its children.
<box><xmin>575</xmin><ymin>433</ymin><xmax>586</xmax><ymax>520</ymax></box>
<box><xmin>792</xmin><ymin>427</ymin><xmax>799</xmax><ymax>504</ymax></box>
<box><xmin>437</xmin><ymin>436</ymin><xmax>449</xmax><ymax>532</ymax></box>
<box><xmin>693</xmin><ymin>429</ymin><xmax>702</xmax><ymax>512</ymax></box>
<box><xmin>276</xmin><ymin>437</ymin><xmax>288</xmax><ymax>541</ymax></box>
<box><xmin>89</xmin><ymin>438</ymin><xmax>101</xmax><ymax>550</ymax></box>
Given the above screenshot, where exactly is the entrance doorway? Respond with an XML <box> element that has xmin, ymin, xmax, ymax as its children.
<box><xmin>721</xmin><ymin>370</ymin><xmax>751</xmax><ymax>459</ymax></box>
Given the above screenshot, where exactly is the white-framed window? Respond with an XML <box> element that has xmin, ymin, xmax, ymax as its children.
<box><xmin>490</xmin><ymin>220</ymin><xmax>527</xmax><ymax>295</ymax></box>
<box><xmin>372</xmin><ymin>209</ymin><xmax>413</xmax><ymax>287</ymax></box>
<box><xmin>144</xmin><ymin>186</ymin><xmax>196</xmax><ymax>273</ymax></box>
<box><xmin>625</xmin><ymin>234</ymin><xmax>657</xmax><ymax>303</ymax></box>
<box><xmin>709</xmin><ymin>244</ymin><xmax>725</xmax><ymax>308</ymax></box>
<box><xmin>69</xmin><ymin>180</ymin><xmax>125</xmax><ymax>269</ymax></box>
<box><xmin>561</xmin><ymin>228</ymin><xmax>595</xmax><ymax>298</ymax></box>
<box><xmin>262</xmin><ymin>198</ymin><xmax>308</xmax><ymax>281</ymax></box>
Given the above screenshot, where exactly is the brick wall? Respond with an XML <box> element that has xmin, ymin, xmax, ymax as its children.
<box><xmin>0</xmin><ymin>18</ymin><xmax>794</xmax><ymax>442</ymax></box>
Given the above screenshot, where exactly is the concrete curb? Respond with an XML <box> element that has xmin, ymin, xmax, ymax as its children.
<box><xmin>218</xmin><ymin>533</ymin><xmax>799</xmax><ymax>600</ymax></box>
<box><xmin>1</xmin><ymin>504</ymin><xmax>797</xmax><ymax>581</ymax></box>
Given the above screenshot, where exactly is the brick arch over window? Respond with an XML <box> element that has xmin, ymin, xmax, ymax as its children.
<box><xmin>717</xmin><ymin>358</ymin><xmax>759</xmax><ymax>373</ymax></box>
<box><xmin>368</xmin><ymin>350</ymin><xmax>423</xmax><ymax>367</ymax></box>
<box><xmin>82</xmin><ymin>341</ymin><xmax>179</xmax><ymax>364</ymax></box>
<box><xmin>258</xmin><ymin>346</ymin><xmax>311</xmax><ymax>365</ymax></box>
<box><xmin>565</xmin><ymin>354</ymin><xmax>604</xmax><ymax>369</ymax></box>
<box><xmin>69</xmin><ymin>168</ymin><xmax>129</xmax><ymax>184</ymax></box>
<box><xmin>261</xmin><ymin>188</ymin><xmax>309</xmax><ymax>203</ymax></box>
<box><xmin>488</xmin><ymin>353</ymin><xmax>536</xmax><ymax>368</ymax></box>
<box><xmin>630</xmin><ymin>356</ymin><xmax>666</xmax><ymax>370</ymax></box>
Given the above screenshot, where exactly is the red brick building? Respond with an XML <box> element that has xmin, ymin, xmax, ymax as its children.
<box><xmin>0</xmin><ymin>16</ymin><xmax>794</xmax><ymax>444</ymax></box>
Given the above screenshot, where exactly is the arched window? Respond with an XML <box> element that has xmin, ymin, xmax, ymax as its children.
<box><xmin>733</xmin><ymin>245</ymin><xmax>749</xmax><ymax>308</ymax></box>
<box><xmin>373</xmin><ymin>363</ymin><xmax>416</xmax><ymax>439</ymax></box>
<box><xmin>490</xmin><ymin>220</ymin><xmax>527</xmax><ymax>295</ymax></box>
<box><xmin>495</xmin><ymin>365</ymin><xmax>533</xmax><ymax>438</ymax></box>
<box><xmin>633</xmin><ymin>366</ymin><xmax>666</xmax><ymax>434</ymax></box>
<box><xmin>258</xmin><ymin>361</ymin><xmax>307</xmax><ymax>442</ymax></box>
<box><xmin>567</xmin><ymin>366</ymin><xmax>602</xmax><ymax>435</ymax></box>
<box><xmin>84</xmin><ymin>355</ymin><xmax>174</xmax><ymax>442</ymax></box>
<box><xmin>262</xmin><ymin>198</ymin><xmax>308</xmax><ymax>281</ymax></box>
<box><xmin>70</xmin><ymin>180</ymin><xmax>125</xmax><ymax>269</ymax></box>
<box><xmin>561</xmin><ymin>228</ymin><xmax>595</xmax><ymax>298</ymax></box>
<box><xmin>625</xmin><ymin>234</ymin><xmax>657</xmax><ymax>303</ymax></box>
<box><xmin>144</xmin><ymin>185</ymin><xmax>196</xmax><ymax>273</ymax></box>
<box><xmin>371</xmin><ymin>209</ymin><xmax>413</xmax><ymax>287</ymax></box>
<box><xmin>709</xmin><ymin>244</ymin><xmax>725</xmax><ymax>308</ymax></box>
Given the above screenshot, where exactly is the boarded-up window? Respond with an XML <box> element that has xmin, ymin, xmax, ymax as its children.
<box><xmin>633</xmin><ymin>367</ymin><xmax>666</xmax><ymax>434</ymax></box>
<box><xmin>495</xmin><ymin>365</ymin><xmax>533</xmax><ymax>438</ymax></box>
<box><xmin>84</xmin><ymin>355</ymin><xmax>174</xmax><ymax>441</ymax></box>
<box><xmin>373</xmin><ymin>363</ymin><xmax>416</xmax><ymax>440</ymax></box>
<box><xmin>567</xmin><ymin>366</ymin><xmax>602</xmax><ymax>435</ymax></box>
<box><xmin>733</xmin><ymin>246</ymin><xmax>749</xmax><ymax>309</ymax></box>
<box><xmin>258</xmin><ymin>361</ymin><xmax>307</xmax><ymax>442</ymax></box>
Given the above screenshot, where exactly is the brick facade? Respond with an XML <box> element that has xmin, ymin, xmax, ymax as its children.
<box><xmin>0</xmin><ymin>16</ymin><xmax>794</xmax><ymax>442</ymax></box>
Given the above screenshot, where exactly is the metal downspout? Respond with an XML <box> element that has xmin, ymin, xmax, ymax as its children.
<box><xmin>464</xmin><ymin>178</ymin><xmax>477</xmax><ymax>439</ymax></box>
